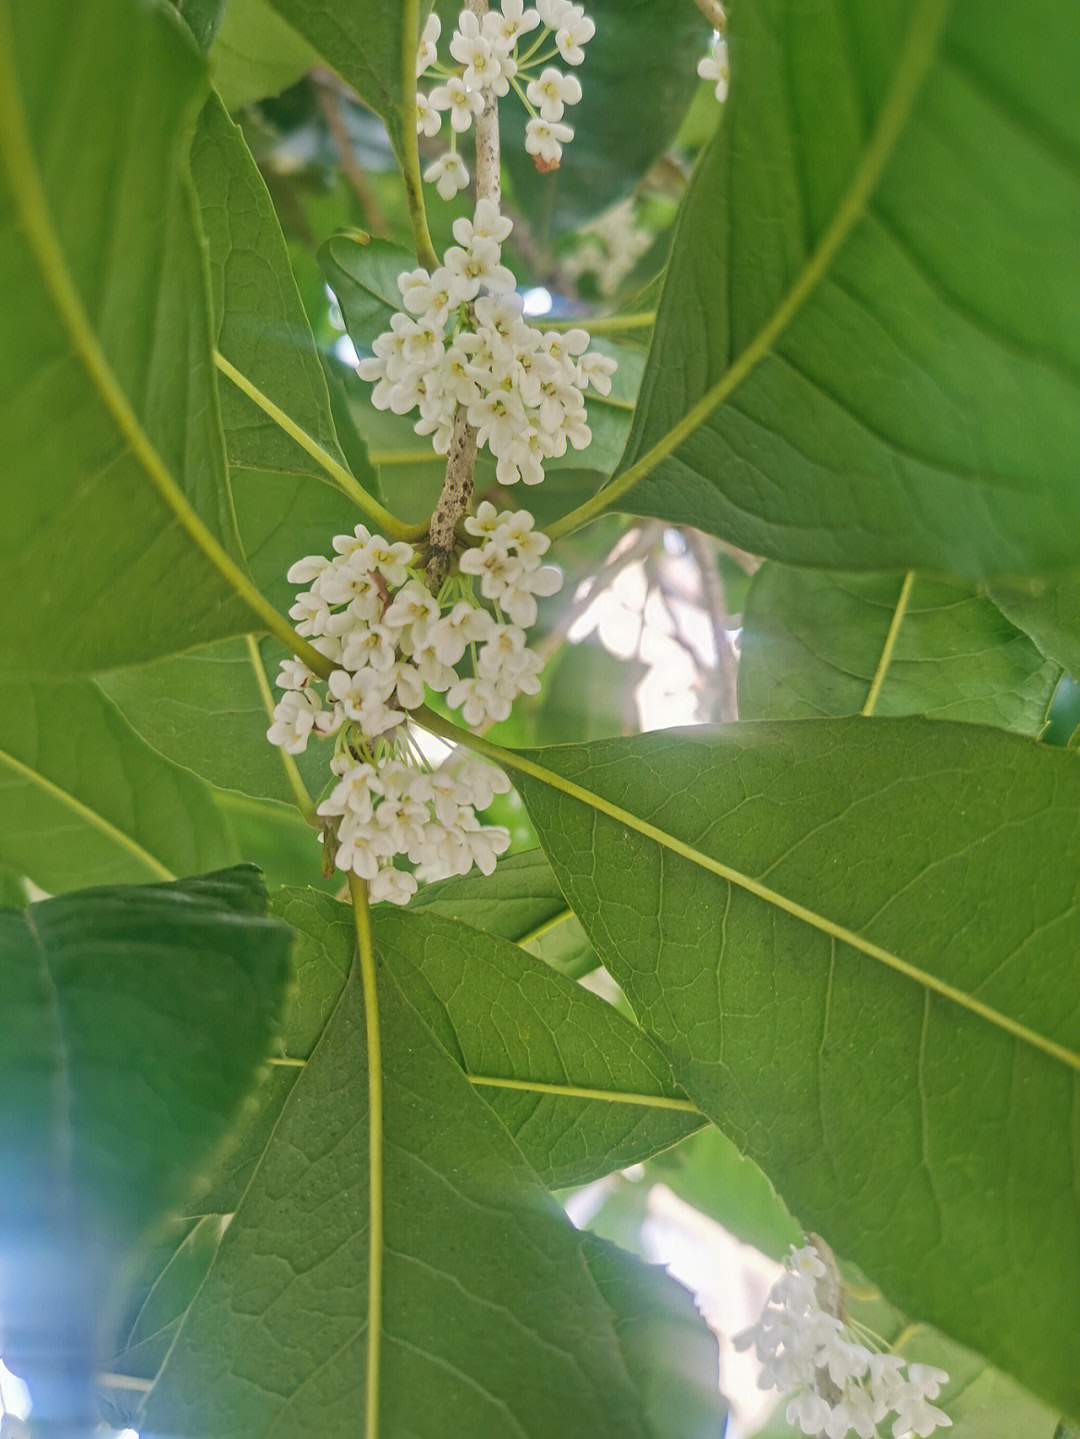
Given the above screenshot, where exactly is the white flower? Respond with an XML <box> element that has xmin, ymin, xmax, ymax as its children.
<box><xmin>464</xmin><ymin>499</ymin><xmax>503</xmax><ymax>538</ymax></box>
<box><xmin>698</xmin><ymin>35</ymin><xmax>730</xmax><ymax>103</ymax></box>
<box><xmin>457</xmin><ymin>758</ymin><xmax>511</xmax><ymax>810</ymax></box>
<box><xmin>554</xmin><ymin>3</ymin><xmax>594</xmax><ymax>64</ymax></box>
<box><xmin>340</xmin><ymin>620</ymin><xmax>397</xmax><ymax>674</ymax></box>
<box><xmin>286</xmin><ymin>554</ymin><xmax>331</xmax><ymax>584</ymax></box>
<box><xmin>741</xmin><ymin>1243</ymin><xmax>951</xmax><ymax>1439</ymax></box>
<box><xmin>267</xmin><ymin>689</ymin><xmax>323</xmax><ymax>753</ymax></box>
<box><xmin>370</xmin><ymin>865</ymin><xmax>419</xmax><ymax>905</ymax></box>
<box><xmin>416</xmin><ymin>11</ymin><xmax>441</xmax><ymax>74</ymax></box>
<box><xmin>577</xmin><ymin>348</ymin><xmax>618</xmax><ymax>395</ymax></box>
<box><xmin>787</xmin><ymin>1391</ymin><xmax>832</xmax><ymax>1437</ymax></box>
<box><xmin>430</xmin><ymin>74</ymin><xmax>486</xmax><ymax>132</ymax></box>
<box><xmin>536</xmin><ymin>0</ymin><xmax>573</xmax><ymax>26</ymax></box>
<box><xmin>423</xmin><ymin>150</ymin><xmax>471</xmax><ymax>199</ymax></box>
<box><xmin>416</xmin><ymin>91</ymin><xmax>442</xmax><ymax>136</ymax></box>
<box><xmin>383</xmin><ymin>578</ymin><xmax>442</xmax><ymax>634</ymax></box>
<box><xmin>525</xmin><ymin>116</ymin><xmax>573</xmax><ymax>167</ymax></box>
<box><xmin>276</xmin><ymin>658</ymin><xmax>314</xmax><ymax>691</ymax></box>
<box><xmin>453</xmin><ymin>197</ymin><xmax>514</xmax><ymax>248</ymax></box>
<box><xmin>444</xmin><ymin>237</ymin><xmax>516</xmax><ymax>304</ymax></box>
<box><xmin>446</xmin><ymin>674</ymin><xmax>512</xmax><ymax>727</ymax></box>
<box><xmin>489</xmin><ymin>0</ymin><xmax>539</xmax><ymax>48</ymax></box>
<box><xmin>525</xmin><ymin>66</ymin><xmax>581</xmax><ymax>121</ymax></box>
<box><xmin>449</xmin><ymin>11</ymin><xmax>510</xmax><ymax>95</ymax></box>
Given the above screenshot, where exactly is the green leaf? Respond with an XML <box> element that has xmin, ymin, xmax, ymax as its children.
<box><xmin>107</xmin><ymin>1214</ymin><xmax>225</xmax><ymax>1393</ymax></box>
<box><xmin>0</xmin><ymin>866</ymin><xmax>291</xmax><ymax>1428</ymax></box>
<box><xmin>208</xmin><ymin>0</ymin><xmax>318</xmax><ymax>109</ymax></box>
<box><xmin>261</xmin><ymin>0</ymin><xmax>425</xmax><ymax>151</ymax></box>
<box><xmin>505</xmin><ymin>717</ymin><xmax>1080</xmax><ymax>1416</ymax></box>
<box><xmin>0</xmin><ymin>678</ymin><xmax>238</xmax><ymax>892</ymax></box>
<box><xmin>501</xmin><ymin>0</ymin><xmax>708</xmax><ymax>232</ymax></box>
<box><xmin>319</xmin><ymin>234</ymin><xmax>411</xmax><ymax>354</ymax></box>
<box><xmin>409</xmin><ymin>847</ymin><xmax>597</xmax><ymax>977</ymax></box>
<box><xmin>611</xmin><ymin>0</ymin><xmax>1080</xmax><ymax>577</ymax></box>
<box><xmin>144</xmin><ymin>951</ymin><xmax>654</xmax><ymax>1438</ymax></box>
<box><xmin>537</xmin><ymin>640</ymin><xmax>648</xmax><ymax>744</ymax></box>
<box><xmin>99</xmin><ymin>636</ymin><xmax>326</xmax><ymax>807</ymax></box>
<box><xmin>231</xmin><ymin>466</ymin><xmax>370</xmax><ymax>615</ymax></box>
<box><xmin>192</xmin><ymin>94</ymin><xmax>353</xmax><ymax>482</ymax></box>
<box><xmin>0</xmin><ymin>870</ymin><xmax>28</xmax><ymax>908</ymax></box>
<box><xmin>740</xmin><ymin>567</ymin><xmax>1061</xmax><ymax>733</ymax></box>
<box><xmin>580</xmin><ymin>1234</ymin><xmax>726</xmax><ymax>1439</ymax></box>
<box><xmin>649</xmin><ymin>1126</ymin><xmax>802</xmax><ymax>1262</ymax></box>
<box><xmin>174</xmin><ymin>0</ymin><xmax>225</xmax><ymax>50</ymax></box>
<box><xmin>0</xmin><ymin>0</ymin><xmax>260</xmax><ymax>674</ymax></box>
<box><xmin>374</xmin><ymin>907</ymin><xmax>703</xmax><ymax>1186</ymax></box>
<box><xmin>989</xmin><ymin>573</ymin><xmax>1080</xmax><ymax>682</ymax></box>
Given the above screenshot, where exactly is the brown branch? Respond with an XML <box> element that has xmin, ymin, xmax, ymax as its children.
<box><xmin>426</xmin><ymin>0</ymin><xmax>498</xmax><ymax>592</ymax></box>
<box><xmin>314</xmin><ymin>81</ymin><xmax>392</xmax><ymax>239</ymax></box>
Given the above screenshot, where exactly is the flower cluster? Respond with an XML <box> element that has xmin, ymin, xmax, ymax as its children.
<box><xmin>735</xmin><ymin>1245</ymin><xmax>952</xmax><ymax>1439</ymax></box>
<box><xmin>316</xmin><ymin>753</ymin><xmax>511</xmax><ymax>905</ymax></box>
<box><xmin>698</xmin><ymin>32</ymin><xmax>730</xmax><ymax>103</ymax></box>
<box><xmin>357</xmin><ymin>200</ymin><xmax>616</xmax><ymax>486</ymax></box>
<box><xmin>418</xmin><ymin>1</ymin><xmax>595</xmax><ymax>197</ymax></box>
<box><xmin>266</xmin><ymin>511</ymin><xmax>563</xmax><ymax>900</ymax></box>
<box><xmin>562</xmin><ymin>198</ymin><xmax>655</xmax><ymax>298</ymax></box>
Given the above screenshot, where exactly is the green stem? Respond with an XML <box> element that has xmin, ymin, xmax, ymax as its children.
<box><xmin>467</xmin><ymin>1074</ymin><xmax>699</xmax><ymax>1111</ymax></box>
<box><xmin>244</xmin><ymin>634</ymin><xmax>319</xmax><ymax>823</ymax></box>
<box><xmin>0</xmin><ymin>746</ymin><xmax>174</xmax><ymax>881</ymax></box>
<box><xmin>862</xmin><ymin>571</ymin><xmax>915</xmax><ymax>717</ymax></box>
<box><xmin>400</xmin><ymin>0</ymin><xmax>440</xmax><ymax>272</ymax></box>
<box><xmin>542</xmin><ymin>0</ymin><xmax>950</xmax><ymax>543</ymax></box>
<box><xmin>543</xmin><ymin>311</ymin><xmax>656</xmax><ymax>334</ymax></box>
<box><xmin>348</xmin><ymin>873</ymin><xmax>384</xmax><ymax>1439</ymax></box>
<box><xmin>213</xmin><ymin>353</ymin><xmax>422</xmax><ymax>542</ymax></box>
<box><xmin>412</xmin><ymin>705</ymin><xmax>1080</xmax><ymax>1073</ymax></box>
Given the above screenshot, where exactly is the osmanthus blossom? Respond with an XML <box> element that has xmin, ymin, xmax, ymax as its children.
<box><xmin>735</xmin><ymin>1243</ymin><xmax>952</xmax><ymax>1439</ymax></box>
<box><xmin>266</xmin><ymin>508</ymin><xmax>563</xmax><ymax>902</ymax></box>
<box><xmin>698</xmin><ymin>32</ymin><xmax>730</xmax><ymax>102</ymax></box>
<box><xmin>416</xmin><ymin>2</ymin><xmax>594</xmax><ymax>194</ymax></box>
<box><xmin>357</xmin><ymin>200</ymin><xmax>617</xmax><ymax>487</ymax></box>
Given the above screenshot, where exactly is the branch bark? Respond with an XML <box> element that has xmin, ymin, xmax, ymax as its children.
<box><xmin>691</xmin><ymin>0</ymin><xmax>726</xmax><ymax>28</ymax></box>
<box><xmin>426</xmin><ymin>0</ymin><xmax>499</xmax><ymax>592</ymax></box>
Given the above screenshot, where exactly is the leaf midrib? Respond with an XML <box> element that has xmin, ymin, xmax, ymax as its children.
<box><xmin>548</xmin><ymin>0</ymin><xmax>955</xmax><ymax>540</ymax></box>
<box><xmin>414</xmin><ymin>707</ymin><xmax>1080</xmax><ymax>1073</ymax></box>
<box><xmin>0</xmin><ymin>7</ymin><xmax>329</xmax><ymax>675</ymax></box>
<box><xmin>0</xmin><ymin>744</ymin><xmax>174</xmax><ymax>881</ymax></box>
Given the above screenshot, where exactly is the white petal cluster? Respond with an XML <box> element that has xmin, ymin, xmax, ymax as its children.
<box><xmin>416</xmin><ymin>2</ymin><xmax>592</xmax><ymax>189</ymax></box>
<box><xmin>735</xmin><ymin>1245</ymin><xmax>952</xmax><ymax>1439</ymax></box>
<box><xmin>698</xmin><ymin>33</ymin><xmax>730</xmax><ymax>103</ymax></box>
<box><xmin>317</xmin><ymin>753</ymin><xmax>512</xmax><ymax>905</ymax></box>
<box><xmin>562</xmin><ymin>197</ymin><xmax>654</xmax><ymax>298</ymax></box>
<box><xmin>357</xmin><ymin>201</ymin><xmax>615</xmax><ymax>486</ymax></box>
<box><xmin>266</xmin><ymin>513</ymin><xmax>563</xmax><ymax>900</ymax></box>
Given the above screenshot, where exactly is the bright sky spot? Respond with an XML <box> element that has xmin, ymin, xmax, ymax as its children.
<box><xmin>521</xmin><ymin>285</ymin><xmax>553</xmax><ymax>316</ymax></box>
<box><xmin>0</xmin><ymin>1360</ymin><xmax>31</xmax><ymax>1420</ymax></box>
<box><xmin>334</xmin><ymin>333</ymin><xmax>360</xmax><ymax>367</ymax></box>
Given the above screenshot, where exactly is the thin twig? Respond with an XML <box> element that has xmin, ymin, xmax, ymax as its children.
<box><xmin>533</xmin><ymin>523</ymin><xmax>662</xmax><ymax>666</ymax></box>
<box><xmin>687</xmin><ymin>529</ymin><xmax>739</xmax><ymax>722</ymax></box>
<box><xmin>314</xmin><ymin>82</ymin><xmax>392</xmax><ymax>239</ymax></box>
<box><xmin>691</xmin><ymin>0</ymin><xmax>726</xmax><ymax>29</ymax></box>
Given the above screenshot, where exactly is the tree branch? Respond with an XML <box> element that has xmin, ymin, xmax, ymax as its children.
<box><xmin>314</xmin><ymin>81</ymin><xmax>392</xmax><ymax>239</ymax></box>
<box><xmin>691</xmin><ymin>0</ymin><xmax>726</xmax><ymax>29</ymax></box>
<box><xmin>426</xmin><ymin>0</ymin><xmax>499</xmax><ymax>592</ymax></box>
